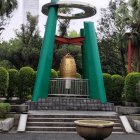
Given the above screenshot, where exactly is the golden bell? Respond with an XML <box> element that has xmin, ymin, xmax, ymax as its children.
<box><xmin>59</xmin><ymin>53</ymin><xmax>77</xmax><ymax>78</ymax></box>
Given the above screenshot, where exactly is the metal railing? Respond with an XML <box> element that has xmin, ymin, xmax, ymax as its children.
<box><xmin>49</xmin><ymin>78</ymin><xmax>88</xmax><ymax>96</ymax></box>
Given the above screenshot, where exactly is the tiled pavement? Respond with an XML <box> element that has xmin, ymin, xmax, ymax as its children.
<box><xmin>0</xmin><ymin>133</ymin><xmax>140</xmax><ymax>140</ymax></box>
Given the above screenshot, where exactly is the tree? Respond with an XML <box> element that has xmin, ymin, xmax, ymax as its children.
<box><xmin>53</xmin><ymin>30</ymin><xmax>82</xmax><ymax>73</ymax></box>
<box><xmin>97</xmin><ymin>0</ymin><xmax>129</xmax><ymax>75</ymax></box>
<box><xmin>0</xmin><ymin>0</ymin><xmax>17</xmax><ymax>37</ymax></box>
<box><xmin>58</xmin><ymin>8</ymin><xmax>72</xmax><ymax>37</ymax></box>
<box><xmin>0</xmin><ymin>38</ymin><xmax>22</xmax><ymax>68</ymax></box>
<box><xmin>68</xmin><ymin>30</ymin><xmax>80</xmax><ymax>38</ymax></box>
<box><xmin>14</xmin><ymin>12</ymin><xmax>42</xmax><ymax>69</ymax></box>
<box><xmin>128</xmin><ymin>0</ymin><xmax>140</xmax><ymax>72</ymax></box>
<box><xmin>0</xmin><ymin>13</ymin><xmax>42</xmax><ymax>69</ymax></box>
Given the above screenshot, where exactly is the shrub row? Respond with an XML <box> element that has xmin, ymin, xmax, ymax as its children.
<box><xmin>0</xmin><ymin>66</ymin><xmax>139</xmax><ymax>103</ymax></box>
<box><xmin>103</xmin><ymin>73</ymin><xmax>124</xmax><ymax>102</ymax></box>
<box><xmin>124</xmin><ymin>72</ymin><xmax>140</xmax><ymax>102</ymax></box>
<box><xmin>0</xmin><ymin>67</ymin><xmax>81</xmax><ymax>100</ymax></box>
<box><xmin>0</xmin><ymin>103</ymin><xmax>11</xmax><ymax>118</ymax></box>
<box><xmin>103</xmin><ymin>72</ymin><xmax>140</xmax><ymax>103</ymax></box>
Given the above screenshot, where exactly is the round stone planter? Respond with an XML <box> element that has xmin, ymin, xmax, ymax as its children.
<box><xmin>74</xmin><ymin>120</ymin><xmax>114</xmax><ymax>140</ymax></box>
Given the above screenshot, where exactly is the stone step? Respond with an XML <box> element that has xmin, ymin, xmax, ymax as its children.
<box><xmin>113</xmin><ymin>127</ymin><xmax>124</xmax><ymax>132</ymax></box>
<box><xmin>31</xmin><ymin>106</ymin><xmax>114</xmax><ymax>111</ymax></box>
<box><xmin>26</xmin><ymin>97</ymin><xmax>114</xmax><ymax>111</ymax></box>
<box><xmin>28</xmin><ymin>114</ymin><xmax>118</xmax><ymax>119</ymax></box>
<box><xmin>26</xmin><ymin>126</ymin><xmax>75</xmax><ymax>131</ymax></box>
<box><xmin>26</xmin><ymin>131</ymin><xmax>125</xmax><ymax>134</ymax></box>
<box><xmin>26</xmin><ymin>122</ymin><xmax>121</xmax><ymax>127</ymax></box>
<box><xmin>26</xmin><ymin>126</ymin><xmax>123</xmax><ymax>132</ymax></box>
<box><xmin>27</xmin><ymin>122</ymin><xmax>74</xmax><ymax>127</ymax></box>
<box><xmin>26</xmin><ymin>112</ymin><xmax>125</xmax><ymax>133</ymax></box>
<box><xmin>27</xmin><ymin>117</ymin><xmax>120</xmax><ymax>123</ymax></box>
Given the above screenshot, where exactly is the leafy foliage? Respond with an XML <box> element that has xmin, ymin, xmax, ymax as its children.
<box><xmin>0</xmin><ymin>103</ymin><xmax>11</xmax><ymax>118</ymax></box>
<box><xmin>0</xmin><ymin>67</ymin><xmax>9</xmax><ymax>97</ymax></box>
<box><xmin>53</xmin><ymin>44</ymin><xmax>82</xmax><ymax>74</ymax></box>
<box><xmin>7</xmin><ymin>69</ymin><xmax>18</xmax><ymax>99</ymax></box>
<box><xmin>97</xmin><ymin>0</ymin><xmax>129</xmax><ymax>75</ymax></box>
<box><xmin>103</xmin><ymin>73</ymin><xmax>112</xmax><ymax>101</ymax></box>
<box><xmin>124</xmin><ymin>72</ymin><xmax>140</xmax><ymax>102</ymax></box>
<box><xmin>58</xmin><ymin>8</ymin><xmax>72</xmax><ymax>36</ymax></box>
<box><xmin>136</xmin><ymin>81</ymin><xmax>140</xmax><ymax>105</ymax></box>
<box><xmin>111</xmin><ymin>74</ymin><xmax>124</xmax><ymax>102</ymax></box>
<box><xmin>14</xmin><ymin>13</ymin><xmax>42</xmax><ymax>69</ymax></box>
<box><xmin>51</xmin><ymin>69</ymin><xmax>58</xmax><ymax>78</ymax></box>
<box><xmin>76</xmin><ymin>73</ymin><xmax>81</xmax><ymax>78</ymax></box>
<box><xmin>0</xmin><ymin>13</ymin><xmax>42</xmax><ymax>69</ymax></box>
<box><xmin>18</xmin><ymin>67</ymin><xmax>35</xmax><ymax>100</ymax></box>
<box><xmin>0</xmin><ymin>0</ymin><xmax>17</xmax><ymax>17</ymax></box>
<box><xmin>128</xmin><ymin>0</ymin><xmax>140</xmax><ymax>71</ymax></box>
<box><xmin>0</xmin><ymin>0</ymin><xmax>17</xmax><ymax>37</ymax></box>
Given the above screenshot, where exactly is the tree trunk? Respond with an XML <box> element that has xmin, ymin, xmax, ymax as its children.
<box><xmin>120</xmin><ymin>49</ymin><xmax>127</xmax><ymax>75</ymax></box>
<box><xmin>136</xmin><ymin>47</ymin><xmax>140</xmax><ymax>72</ymax></box>
<box><xmin>128</xmin><ymin>39</ymin><xmax>132</xmax><ymax>73</ymax></box>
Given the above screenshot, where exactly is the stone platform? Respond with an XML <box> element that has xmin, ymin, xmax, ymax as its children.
<box><xmin>26</xmin><ymin>97</ymin><xmax>114</xmax><ymax>111</ymax></box>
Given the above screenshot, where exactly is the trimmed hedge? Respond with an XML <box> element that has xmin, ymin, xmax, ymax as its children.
<box><xmin>136</xmin><ymin>81</ymin><xmax>140</xmax><ymax>105</ymax></box>
<box><xmin>0</xmin><ymin>67</ymin><xmax>9</xmax><ymax>97</ymax></box>
<box><xmin>18</xmin><ymin>67</ymin><xmax>35</xmax><ymax>99</ymax></box>
<box><xmin>57</xmin><ymin>71</ymin><xmax>60</xmax><ymax>78</ymax></box>
<box><xmin>111</xmin><ymin>74</ymin><xmax>124</xmax><ymax>102</ymax></box>
<box><xmin>7</xmin><ymin>69</ymin><xmax>19</xmax><ymax>99</ymax></box>
<box><xmin>124</xmin><ymin>72</ymin><xmax>140</xmax><ymax>102</ymax></box>
<box><xmin>1</xmin><ymin>65</ymin><xmax>140</xmax><ymax>105</ymax></box>
<box><xmin>51</xmin><ymin>69</ymin><xmax>58</xmax><ymax>78</ymax></box>
<box><xmin>0</xmin><ymin>103</ymin><xmax>11</xmax><ymax>118</ymax></box>
<box><xmin>76</xmin><ymin>73</ymin><xmax>81</xmax><ymax>78</ymax></box>
<box><xmin>103</xmin><ymin>73</ymin><xmax>112</xmax><ymax>101</ymax></box>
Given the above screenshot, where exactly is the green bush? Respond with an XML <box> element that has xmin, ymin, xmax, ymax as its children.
<box><xmin>136</xmin><ymin>81</ymin><xmax>140</xmax><ymax>105</ymax></box>
<box><xmin>7</xmin><ymin>69</ymin><xmax>19</xmax><ymax>99</ymax></box>
<box><xmin>0</xmin><ymin>67</ymin><xmax>9</xmax><ymax>97</ymax></box>
<box><xmin>57</xmin><ymin>71</ymin><xmax>60</xmax><ymax>78</ymax></box>
<box><xmin>18</xmin><ymin>67</ymin><xmax>35</xmax><ymax>100</ymax></box>
<box><xmin>76</xmin><ymin>73</ymin><xmax>81</xmax><ymax>78</ymax></box>
<box><xmin>51</xmin><ymin>69</ymin><xmax>58</xmax><ymax>78</ymax></box>
<box><xmin>124</xmin><ymin>72</ymin><xmax>140</xmax><ymax>102</ymax></box>
<box><xmin>103</xmin><ymin>73</ymin><xmax>112</xmax><ymax>101</ymax></box>
<box><xmin>111</xmin><ymin>74</ymin><xmax>124</xmax><ymax>102</ymax></box>
<box><xmin>0</xmin><ymin>103</ymin><xmax>11</xmax><ymax>118</ymax></box>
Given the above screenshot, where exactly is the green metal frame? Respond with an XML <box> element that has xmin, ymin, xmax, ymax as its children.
<box><xmin>83</xmin><ymin>22</ymin><xmax>107</xmax><ymax>103</ymax></box>
<box><xmin>32</xmin><ymin>0</ymin><xmax>107</xmax><ymax>103</ymax></box>
<box><xmin>32</xmin><ymin>0</ymin><xmax>58</xmax><ymax>101</ymax></box>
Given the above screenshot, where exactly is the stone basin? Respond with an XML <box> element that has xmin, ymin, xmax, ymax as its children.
<box><xmin>74</xmin><ymin>120</ymin><xmax>114</xmax><ymax>140</ymax></box>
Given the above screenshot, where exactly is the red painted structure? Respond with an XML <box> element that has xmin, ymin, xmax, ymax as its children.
<box><xmin>55</xmin><ymin>36</ymin><xmax>85</xmax><ymax>46</ymax></box>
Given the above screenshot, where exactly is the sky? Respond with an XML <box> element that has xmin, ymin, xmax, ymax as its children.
<box><xmin>1</xmin><ymin>0</ymin><xmax>110</xmax><ymax>41</ymax></box>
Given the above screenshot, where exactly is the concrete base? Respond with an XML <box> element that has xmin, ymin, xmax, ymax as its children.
<box><xmin>26</xmin><ymin>97</ymin><xmax>114</xmax><ymax>111</ymax></box>
<box><xmin>127</xmin><ymin>115</ymin><xmax>140</xmax><ymax>132</ymax></box>
<box><xmin>133</xmin><ymin>120</ymin><xmax>140</xmax><ymax>132</ymax></box>
<box><xmin>0</xmin><ymin>118</ymin><xmax>14</xmax><ymax>131</ymax></box>
<box><xmin>119</xmin><ymin>116</ymin><xmax>134</xmax><ymax>133</ymax></box>
<box><xmin>10</xmin><ymin>105</ymin><xmax>28</xmax><ymax>113</ymax></box>
<box><xmin>17</xmin><ymin>114</ymin><xmax>28</xmax><ymax>132</ymax></box>
<box><xmin>116</xmin><ymin>106</ymin><xmax>140</xmax><ymax>115</ymax></box>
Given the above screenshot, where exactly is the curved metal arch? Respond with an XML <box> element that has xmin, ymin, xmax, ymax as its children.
<box><xmin>42</xmin><ymin>1</ymin><xmax>96</xmax><ymax>19</ymax></box>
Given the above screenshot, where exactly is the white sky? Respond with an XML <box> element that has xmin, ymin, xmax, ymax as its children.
<box><xmin>1</xmin><ymin>0</ymin><xmax>110</xmax><ymax>41</ymax></box>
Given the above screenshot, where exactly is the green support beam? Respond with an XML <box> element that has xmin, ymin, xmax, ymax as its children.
<box><xmin>84</xmin><ymin>22</ymin><xmax>107</xmax><ymax>103</ymax></box>
<box><xmin>80</xmin><ymin>29</ymin><xmax>87</xmax><ymax>79</ymax></box>
<box><xmin>32</xmin><ymin>0</ymin><xmax>59</xmax><ymax>101</ymax></box>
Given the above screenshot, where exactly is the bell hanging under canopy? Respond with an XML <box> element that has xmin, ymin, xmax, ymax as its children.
<box><xmin>59</xmin><ymin>53</ymin><xmax>77</xmax><ymax>78</ymax></box>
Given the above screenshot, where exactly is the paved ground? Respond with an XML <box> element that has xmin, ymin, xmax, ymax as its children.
<box><xmin>0</xmin><ymin>133</ymin><xmax>140</xmax><ymax>140</ymax></box>
<box><xmin>29</xmin><ymin>110</ymin><xmax>118</xmax><ymax>116</ymax></box>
